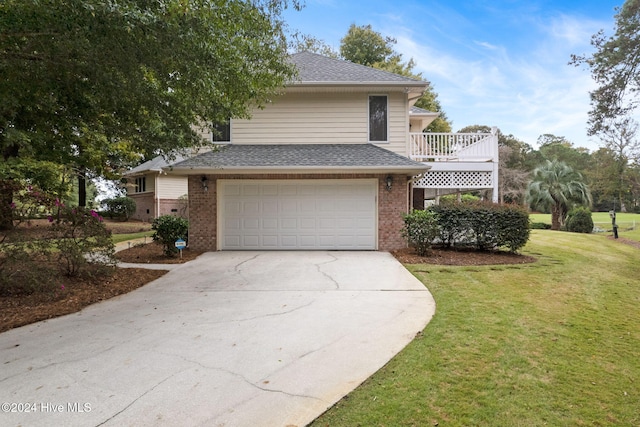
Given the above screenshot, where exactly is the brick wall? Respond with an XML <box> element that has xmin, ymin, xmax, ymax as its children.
<box><xmin>129</xmin><ymin>193</ymin><xmax>188</xmax><ymax>222</ymax></box>
<box><xmin>188</xmin><ymin>175</ymin><xmax>217</xmax><ymax>251</ymax></box>
<box><xmin>187</xmin><ymin>173</ymin><xmax>411</xmax><ymax>252</ymax></box>
<box><xmin>129</xmin><ymin>193</ymin><xmax>154</xmax><ymax>222</ymax></box>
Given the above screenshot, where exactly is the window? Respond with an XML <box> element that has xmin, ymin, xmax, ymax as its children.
<box><xmin>369</xmin><ymin>95</ymin><xmax>388</xmax><ymax>142</ymax></box>
<box><xmin>135</xmin><ymin>177</ymin><xmax>146</xmax><ymax>193</ymax></box>
<box><xmin>212</xmin><ymin>120</ymin><xmax>231</xmax><ymax>143</ymax></box>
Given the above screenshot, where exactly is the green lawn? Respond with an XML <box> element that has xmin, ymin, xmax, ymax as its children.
<box><xmin>530</xmin><ymin>212</ymin><xmax>640</xmax><ymax>242</ymax></box>
<box><xmin>111</xmin><ymin>231</ymin><xmax>153</xmax><ymax>244</ymax></box>
<box><xmin>311</xmin><ymin>230</ymin><xmax>640</xmax><ymax>426</ymax></box>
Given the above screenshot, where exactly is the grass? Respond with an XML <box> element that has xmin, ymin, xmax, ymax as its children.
<box><xmin>311</xmin><ymin>230</ymin><xmax>640</xmax><ymax>426</ymax></box>
<box><xmin>111</xmin><ymin>231</ymin><xmax>153</xmax><ymax>244</ymax></box>
<box><xmin>531</xmin><ymin>212</ymin><xmax>640</xmax><ymax>242</ymax></box>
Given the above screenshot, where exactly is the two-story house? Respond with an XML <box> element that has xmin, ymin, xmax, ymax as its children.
<box><xmin>163</xmin><ymin>51</ymin><xmax>498</xmax><ymax>252</ymax></box>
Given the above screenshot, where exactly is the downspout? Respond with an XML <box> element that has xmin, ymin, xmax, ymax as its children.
<box><xmin>156</xmin><ymin>172</ymin><xmax>161</xmax><ymax>218</ymax></box>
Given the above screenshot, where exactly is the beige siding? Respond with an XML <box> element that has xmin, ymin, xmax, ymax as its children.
<box><xmin>157</xmin><ymin>175</ymin><xmax>188</xmax><ymax>199</ymax></box>
<box><xmin>384</xmin><ymin>92</ymin><xmax>409</xmax><ymax>157</ymax></box>
<box><xmin>194</xmin><ymin>90</ymin><xmax>410</xmax><ymax>157</ymax></box>
<box><xmin>232</xmin><ymin>92</ymin><xmax>365</xmax><ymax>145</ymax></box>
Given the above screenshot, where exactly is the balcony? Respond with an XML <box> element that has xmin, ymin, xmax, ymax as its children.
<box><xmin>409</xmin><ymin>128</ymin><xmax>498</xmax><ymax>162</ymax></box>
<box><xmin>410</xmin><ymin>128</ymin><xmax>499</xmax><ymax>203</ymax></box>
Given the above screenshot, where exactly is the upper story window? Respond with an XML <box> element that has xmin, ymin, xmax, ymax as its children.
<box><xmin>134</xmin><ymin>177</ymin><xmax>146</xmax><ymax>193</ymax></box>
<box><xmin>212</xmin><ymin>120</ymin><xmax>231</xmax><ymax>143</ymax></box>
<box><xmin>369</xmin><ymin>95</ymin><xmax>388</xmax><ymax>142</ymax></box>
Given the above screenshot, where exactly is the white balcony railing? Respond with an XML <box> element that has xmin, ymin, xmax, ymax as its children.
<box><xmin>410</xmin><ymin>127</ymin><xmax>498</xmax><ymax>162</ymax></box>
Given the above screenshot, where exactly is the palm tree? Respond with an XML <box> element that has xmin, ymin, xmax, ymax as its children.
<box><xmin>526</xmin><ymin>160</ymin><xmax>592</xmax><ymax>230</ymax></box>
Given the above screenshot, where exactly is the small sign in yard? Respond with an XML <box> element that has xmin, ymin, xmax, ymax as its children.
<box><xmin>175</xmin><ymin>238</ymin><xmax>186</xmax><ymax>258</ymax></box>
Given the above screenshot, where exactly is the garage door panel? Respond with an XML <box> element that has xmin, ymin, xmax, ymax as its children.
<box><xmin>220</xmin><ymin>180</ymin><xmax>377</xmax><ymax>250</ymax></box>
<box><xmin>262</xmin><ymin>235</ymin><xmax>278</xmax><ymax>247</ymax></box>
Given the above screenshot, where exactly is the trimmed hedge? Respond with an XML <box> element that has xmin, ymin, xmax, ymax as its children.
<box><xmin>405</xmin><ymin>202</ymin><xmax>530</xmax><ymax>253</ymax></box>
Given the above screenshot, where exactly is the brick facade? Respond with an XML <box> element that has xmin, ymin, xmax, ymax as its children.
<box><xmin>129</xmin><ymin>193</ymin><xmax>188</xmax><ymax>222</ymax></box>
<box><xmin>187</xmin><ymin>173</ymin><xmax>411</xmax><ymax>252</ymax></box>
<box><xmin>129</xmin><ymin>193</ymin><xmax>155</xmax><ymax>222</ymax></box>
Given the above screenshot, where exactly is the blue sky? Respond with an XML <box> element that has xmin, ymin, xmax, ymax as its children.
<box><xmin>283</xmin><ymin>0</ymin><xmax>624</xmax><ymax>151</ymax></box>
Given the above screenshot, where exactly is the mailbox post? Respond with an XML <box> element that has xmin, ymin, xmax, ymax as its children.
<box><xmin>609</xmin><ymin>210</ymin><xmax>618</xmax><ymax>239</ymax></box>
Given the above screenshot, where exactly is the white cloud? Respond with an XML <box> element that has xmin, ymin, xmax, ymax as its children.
<box><xmin>386</xmin><ymin>10</ymin><xmax>609</xmax><ymax>150</ymax></box>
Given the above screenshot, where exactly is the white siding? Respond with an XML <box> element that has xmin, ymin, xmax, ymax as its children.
<box><xmin>156</xmin><ymin>175</ymin><xmax>188</xmax><ymax>199</ymax></box>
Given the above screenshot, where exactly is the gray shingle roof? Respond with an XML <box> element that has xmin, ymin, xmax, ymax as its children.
<box><xmin>169</xmin><ymin>144</ymin><xmax>428</xmax><ymax>173</ymax></box>
<box><xmin>410</xmin><ymin>106</ymin><xmax>436</xmax><ymax>115</ymax></box>
<box><xmin>124</xmin><ymin>153</ymin><xmax>189</xmax><ymax>176</ymax></box>
<box><xmin>289</xmin><ymin>52</ymin><xmax>426</xmax><ymax>86</ymax></box>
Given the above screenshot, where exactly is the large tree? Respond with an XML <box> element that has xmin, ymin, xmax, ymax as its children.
<box><xmin>526</xmin><ymin>160</ymin><xmax>592</xmax><ymax>230</ymax></box>
<box><xmin>458</xmin><ymin>125</ymin><xmax>534</xmax><ymax>204</ymax></box>
<box><xmin>339</xmin><ymin>24</ymin><xmax>451</xmax><ymax>132</ymax></box>
<box><xmin>0</xmin><ymin>0</ymin><xmax>299</xmax><ymax>221</ymax></box>
<box><xmin>571</xmin><ymin>0</ymin><xmax>640</xmax><ymax>135</ymax></box>
<box><xmin>597</xmin><ymin>116</ymin><xmax>640</xmax><ymax>211</ymax></box>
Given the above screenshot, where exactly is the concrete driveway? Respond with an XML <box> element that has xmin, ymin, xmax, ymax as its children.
<box><xmin>0</xmin><ymin>251</ymin><xmax>435</xmax><ymax>427</ymax></box>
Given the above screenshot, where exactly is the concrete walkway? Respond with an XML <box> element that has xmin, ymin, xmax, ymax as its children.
<box><xmin>0</xmin><ymin>251</ymin><xmax>435</xmax><ymax>427</ymax></box>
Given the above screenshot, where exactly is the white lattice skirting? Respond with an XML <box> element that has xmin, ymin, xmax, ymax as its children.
<box><xmin>414</xmin><ymin>171</ymin><xmax>493</xmax><ymax>189</ymax></box>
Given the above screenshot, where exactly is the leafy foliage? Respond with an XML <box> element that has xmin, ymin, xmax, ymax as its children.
<box><xmin>103</xmin><ymin>196</ymin><xmax>137</xmax><ymax>221</ymax></box>
<box><xmin>430</xmin><ymin>203</ymin><xmax>530</xmax><ymax>253</ymax></box>
<box><xmin>571</xmin><ymin>0</ymin><xmax>640</xmax><ymax>135</ymax></box>
<box><xmin>0</xmin><ymin>192</ymin><xmax>115</xmax><ymax>294</ymax></box>
<box><xmin>50</xmin><ymin>207</ymin><xmax>116</xmax><ymax>276</ymax></box>
<box><xmin>565</xmin><ymin>207</ymin><xmax>595</xmax><ymax>233</ymax></box>
<box><xmin>405</xmin><ymin>203</ymin><xmax>530</xmax><ymax>253</ymax></box>
<box><xmin>152</xmin><ymin>215</ymin><xmax>189</xmax><ymax>256</ymax></box>
<box><xmin>402</xmin><ymin>210</ymin><xmax>439</xmax><ymax>256</ymax></box>
<box><xmin>526</xmin><ymin>160</ymin><xmax>592</xmax><ymax>230</ymax></box>
<box><xmin>0</xmin><ymin>0</ymin><xmax>300</xmax><ymax>208</ymax></box>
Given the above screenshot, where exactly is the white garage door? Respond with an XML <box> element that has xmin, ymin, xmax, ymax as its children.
<box><xmin>219</xmin><ymin>179</ymin><xmax>377</xmax><ymax>250</ymax></box>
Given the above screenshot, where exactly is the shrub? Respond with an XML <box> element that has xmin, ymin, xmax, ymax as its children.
<box><xmin>565</xmin><ymin>207</ymin><xmax>594</xmax><ymax>233</ymax></box>
<box><xmin>50</xmin><ymin>206</ymin><xmax>116</xmax><ymax>276</ymax></box>
<box><xmin>495</xmin><ymin>204</ymin><xmax>531</xmax><ymax>253</ymax></box>
<box><xmin>152</xmin><ymin>215</ymin><xmax>189</xmax><ymax>256</ymax></box>
<box><xmin>103</xmin><ymin>196</ymin><xmax>136</xmax><ymax>221</ymax></box>
<box><xmin>0</xmin><ymin>238</ymin><xmax>57</xmax><ymax>296</ymax></box>
<box><xmin>402</xmin><ymin>210</ymin><xmax>439</xmax><ymax>256</ymax></box>
<box><xmin>531</xmin><ymin>222</ymin><xmax>551</xmax><ymax>230</ymax></box>
<box><xmin>0</xmin><ymin>202</ymin><xmax>115</xmax><ymax>294</ymax></box>
<box><xmin>429</xmin><ymin>204</ymin><xmax>471</xmax><ymax>248</ymax></box>
<box><xmin>425</xmin><ymin>202</ymin><xmax>530</xmax><ymax>253</ymax></box>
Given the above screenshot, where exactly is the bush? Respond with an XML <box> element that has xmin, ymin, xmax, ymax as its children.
<box><xmin>0</xmin><ymin>204</ymin><xmax>115</xmax><ymax>295</ymax></box>
<box><xmin>51</xmin><ymin>206</ymin><xmax>116</xmax><ymax>276</ymax></box>
<box><xmin>531</xmin><ymin>222</ymin><xmax>551</xmax><ymax>230</ymax></box>
<box><xmin>0</xmin><ymin>238</ymin><xmax>57</xmax><ymax>296</ymax></box>
<box><xmin>429</xmin><ymin>204</ymin><xmax>470</xmax><ymax>248</ymax></box>
<box><xmin>425</xmin><ymin>202</ymin><xmax>530</xmax><ymax>253</ymax></box>
<box><xmin>565</xmin><ymin>207</ymin><xmax>594</xmax><ymax>233</ymax></box>
<box><xmin>402</xmin><ymin>210</ymin><xmax>439</xmax><ymax>256</ymax></box>
<box><xmin>103</xmin><ymin>196</ymin><xmax>136</xmax><ymax>221</ymax></box>
<box><xmin>152</xmin><ymin>215</ymin><xmax>189</xmax><ymax>256</ymax></box>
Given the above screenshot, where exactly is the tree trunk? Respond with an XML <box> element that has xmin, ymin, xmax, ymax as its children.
<box><xmin>551</xmin><ymin>204</ymin><xmax>561</xmax><ymax>230</ymax></box>
<box><xmin>0</xmin><ymin>182</ymin><xmax>14</xmax><ymax>230</ymax></box>
<box><xmin>78</xmin><ymin>167</ymin><xmax>87</xmax><ymax>207</ymax></box>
